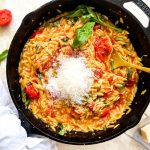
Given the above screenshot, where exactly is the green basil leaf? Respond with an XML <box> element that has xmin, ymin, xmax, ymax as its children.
<box><xmin>81</xmin><ymin>14</ymin><xmax>92</xmax><ymax>23</ymax></box>
<box><xmin>69</xmin><ymin>9</ymin><xmax>87</xmax><ymax>17</ymax></box>
<box><xmin>96</xmin><ymin>13</ymin><xmax>122</xmax><ymax>32</ymax></box>
<box><xmin>0</xmin><ymin>49</ymin><xmax>8</xmax><ymax>62</ymax></box>
<box><xmin>127</xmin><ymin>68</ymin><xmax>132</xmax><ymax>80</ymax></box>
<box><xmin>58</xmin><ymin>123</ymin><xmax>66</xmax><ymax>136</ymax></box>
<box><xmin>67</xmin><ymin>5</ymin><xmax>123</xmax><ymax>33</ymax></box>
<box><xmin>72</xmin><ymin>22</ymin><xmax>95</xmax><ymax>49</ymax></box>
<box><xmin>76</xmin><ymin>4</ymin><xmax>87</xmax><ymax>10</ymax></box>
<box><xmin>86</xmin><ymin>7</ymin><xmax>97</xmax><ymax>19</ymax></box>
<box><xmin>35</xmin><ymin>45</ymin><xmax>39</xmax><ymax>50</ymax></box>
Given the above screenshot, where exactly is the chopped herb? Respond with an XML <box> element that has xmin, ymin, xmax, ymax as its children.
<box><xmin>61</xmin><ymin>36</ymin><xmax>69</xmax><ymax>42</ymax></box>
<box><xmin>140</xmin><ymin>55</ymin><xmax>148</xmax><ymax>61</ymax></box>
<box><xmin>57</xmin><ymin>123</ymin><xmax>66</xmax><ymax>136</ymax></box>
<box><xmin>45</xmin><ymin>21</ymin><xmax>60</xmax><ymax>27</ymax></box>
<box><xmin>102</xmin><ymin>15</ymin><xmax>108</xmax><ymax>20</ymax></box>
<box><xmin>21</xmin><ymin>88</ymin><xmax>30</xmax><ymax>108</ymax></box>
<box><xmin>141</xmin><ymin>89</ymin><xmax>147</xmax><ymax>95</ymax></box>
<box><xmin>53</xmin><ymin>21</ymin><xmax>60</xmax><ymax>27</ymax></box>
<box><xmin>35</xmin><ymin>45</ymin><xmax>39</xmax><ymax>50</ymax></box>
<box><xmin>120</xmin><ymin>17</ymin><xmax>124</xmax><ymax>24</ymax></box>
<box><xmin>115</xmin><ymin>37</ymin><xmax>124</xmax><ymax>41</ymax></box>
<box><xmin>115</xmin><ymin>20</ymin><xmax>119</xmax><ymax>25</ymax></box>
<box><xmin>0</xmin><ymin>49</ymin><xmax>8</xmax><ymax>62</ymax></box>
<box><xmin>24</xmin><ymin>99</ymin><xmax>30</xmax><ymax>109</ymax></box>
<box><xmin>102</xmin><ymin>126</ymin><xmax>107</xmax><ymax>131</ymax></box>
<box><xmin>56</xmin><ymin>9</ymin><xmax>62</xmax><ymax>14</ymax></box>
<box><xmin>68</xmin><ymin>18</ymin><xmax>78</xmax><ymax>25</ymax></box>
<box><xmin>37</xmin><ymin>72</ymin><xmax>42</xmax><ymax>79</ymax></box>
<box><xmin>110</xmin><ymin>60</ymin><xmax>114</xmax><ymax>71</ymax></box>
<box><xmin>44</xmin><ymin>21</ymin><xmax>51</xmax><ymax>27</ymax></box>
<box><xmin>119</xmin><ymin>82</ymin><xmax>126</xmax><ymax>89</ymax></box>
<box><xmin>127</xmin><ymin>68</ymin><xmax>132</xmax><ymax>80</ymax></box>
<box><xmin>72</xmin><ymin>22</ymin><xmax>95</xmax><ymax>49</ymax></box>
<box><xmin>39</xmin><ymin>22</ymin><xmax>42</xmax><ymax>25</ymax></box>
<box><xmin>21</xmin><ymin>88</ymin><xmax>26</xmax><ymax>102</ymax></box>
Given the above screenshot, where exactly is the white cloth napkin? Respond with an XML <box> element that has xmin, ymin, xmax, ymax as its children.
<box><xmin>0</xmin><ymin>1</ymin><xmax>58</xmax><ymax>149</ymax></box>
<box><xmin>0</xmin><ymin>79</ymin><xmax>58</xmax><ymax>150</ymax></box>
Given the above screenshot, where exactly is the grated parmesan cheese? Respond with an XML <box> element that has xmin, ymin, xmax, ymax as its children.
<box><xmin>46</xmin><ymin>57</ymin><xmax>94</xmax><ymax>104</ymax></box>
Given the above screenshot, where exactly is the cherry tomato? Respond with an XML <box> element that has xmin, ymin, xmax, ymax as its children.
<box><xmin>99</xmin><ymin>107</ymin><xmax>110</xmax><ymax>117</ymax></box>
<box><xmin>126</xmin><ymin>80</ymin><xmax>135</xmax><ymax>87</ymax></box>
<box><xmin>113</xmin><ymin>94</ymin><xmax>125</xmax><ymax>109</ymax></box>
<box><xmin>94</xmin><ymin>37</ymin><xmax>112</xmax><ymax>62</ymax></box>
<box><xmin>94</xmin><ymin>68</ymin><xmax>102</xmax><ymax>78</ymax></box>
<box><xmin>42</xmin><ymin>61</ymin><xmax>52</xmax><ymax>71</ymax></box>
<box><xmin>31</xmin><ymin>29</ymin><xmax>42</xmax><ymax>38</ymax></box>
<box><xmin>104</xmin><ymin>91</ymin><xmax>113</xmax><ymax>99</ymax></box>
<box><xmin>0</xmin><ymin>9</ymin><xmax>12</xmax><ymax>26</ymax></box>
<box><xmin>24</xmin><ymin>84</ymin><xmax>39</xmax><ymax>99</ymax></box>
<box><xmin>95</xmin><ymin>50</ymin><xmax>105</xmax><ymax>62</ymax></box>
<box><xmin>108</xmin><ymin>76</ymin><xmax>114</xmax><ymax>84</ymax></box>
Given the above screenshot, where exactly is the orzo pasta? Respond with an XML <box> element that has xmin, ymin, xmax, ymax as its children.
<box><xmin>18</xmin><ymin>5</ymin><xmax>142</xmax><ymax>135</ymax></box>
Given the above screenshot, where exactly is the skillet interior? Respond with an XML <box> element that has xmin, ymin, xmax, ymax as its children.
<box><xmin>7</xmin><ymin>0</ymin><xmax>150</xmax><ymax>144</ymax></box>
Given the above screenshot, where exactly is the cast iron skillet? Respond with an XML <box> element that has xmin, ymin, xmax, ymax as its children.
<box><xmin>7</xmin><ymin>0</ymin><xmax>150</xmax><ymax>145</ymax></box>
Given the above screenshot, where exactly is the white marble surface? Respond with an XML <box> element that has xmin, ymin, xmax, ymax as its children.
<box><xmin>0</xmin><ymin>0</ymin><xmax>150</xmax><ymax>149</ymax></box>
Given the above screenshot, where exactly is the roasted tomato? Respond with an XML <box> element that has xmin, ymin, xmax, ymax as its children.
<box><xmin>108</xmin><ymin>76</ymin><xmax>114</xmax><ymax>84</ymax></box>
<box><xmin>99</xmin><ymin>107</ymin><xmax>111</xmax><ymax>117</ymax></box>
<box><xmin>24</xmin><ymin>84</ymin><xmax>39</xmax><ymax>99</ymax></box>
<box><xmin>113</xmin><ymin>94</ymin><xmax>125</xmax><ymax>109</ymax></box>
<box><xmin>126</xmin><ymin>80</ymin><xmax>135</xmax><ymax>87</ymax></box>
<box><xmin>94</xmin><ymin>68</ymin><xmax>102</xmax><ymax>78</ymax></box>
<box><xmin>31</xmin><ymin>29</ymin><xmax>42</xmax><ymax>38</ymax></box>
<box><xmin>94</xmin><ymin>37</ymin><xmax>112</xmax><ymax>62</ymax></box>
<box><xmin>42</xmin><ymin>61</ymin><xmax>52</xmax><ymax>71</ymax></box>
<box><xmin>104</xmin><ymin>91</ymin><xmax>113</xmax><ymax>99</ymax></box>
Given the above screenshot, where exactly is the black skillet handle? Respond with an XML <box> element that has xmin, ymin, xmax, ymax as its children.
<box><xmin>132</xmin><ymin>0</ymin><xmax>150</xmax><ymax>17</ymax></box>
<box><xmin>112</xmin><ymin>0</ymin><xmax>150</xmax><ymax>41</ymax></box>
